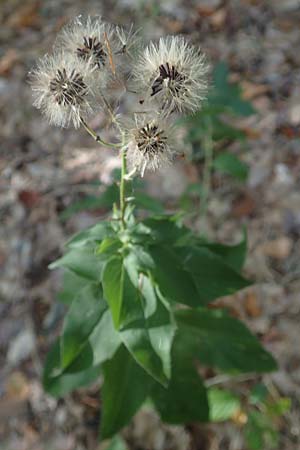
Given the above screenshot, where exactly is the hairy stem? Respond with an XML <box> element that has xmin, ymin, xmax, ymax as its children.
<box><xmin>80</xmin><ymin>117</ymin><xmax>122</xmax><ymax>149</ymax></box>
<box><xmin>120</xmin><ymin>143</ymin><xmax>127</xmax><ymax>229</ymax></box>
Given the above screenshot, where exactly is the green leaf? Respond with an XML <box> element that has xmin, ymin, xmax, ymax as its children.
<box><xmin>182</xmin><ymin>247</ymin><xmax>251</xmax><ymax>302</ymax></box>
<box><xmin>102</xmin><ymin>256</ymin><xmax>168</xmax><ymax>385</ymax></box>
<box><xmin>142</xmin><ymin>216</ymin><xmax>191</xmax><ymax>245</ymax></box>
<box><xmin>211</xmin><ymin>118</ymin><xmax>246</xmax><ymax>142</ymax></box>
<box><xmin>211</xmin><ymin>62</ymin><xmax>256</xmax><ymax>117</ymax></box>
<box><xmin>50</xmin><ymin>246</ymin><xmax>104</xmax><ymax>282</ymax></box>
<box><xmin>60</xmin><ymin>184</ymin><xmax>119</xmax><ymax>221</ymax></box>
<box><xmin>61</xmin><ymin>284</ymin><xmax>107</xmax><ymax>369</ymax></box>
<box><xmin>57</xmin><ymin>270</ymin><xmax>91</xmax><ymax>305</ymax></box>
<box><xmin>250</xmin><ymin>383</ymin><xmax>268</xmax><ymax>405</ymax></box>
<box><xmin>149</xmin><ymin>246</ymin><xmax>201</xmax><ymax>307</ymax></box>
<box><xmin>102</xmin><ymin>256</ymin><xmax>140</xmax><ymax>330</ymax></box>
<box><xmin>176</xmin><ymin>309</ymin><xmax>277</xmax><ymax>373</ymax></box>
<box><xmin>213</xmin><ymin>61</ymin><xmax>229</xmax><ymax>90</ymax></box>
<box><xmin>134</xmin><ymin>191</ymin><xmax>164</xmax><ymax>214</ymax></box>
<box><xmin>245</xmin><ymin>411</ymin><xmax>268</xmax><ymax>450</ymax></box>
<box><xmin>139</xmin><ymin>275</ymin><xmax>176</xmax><ymax>380</ymax></box>
<box><xmin>214</xmin><ymin>152</ymin><xmax>249</xmax><ymax>181</ymax></box>
<box><xmin>97</xmin><ymin>237</ymin><xmax>122</xmax><ymax>255</ymax></box>
<box><xmin>101</xmin><ymin>345</ymin><xmax>152</xmax><ymax>438</ymax></box>
<box><xmin>43</xmin><ymin>340</ymin><xmax>101</xmax><ymax>397</ymax></box>
<box><xmin>208</xmin><ymin>388</ymin><xmax>240</xmax><ymax>422</ymax></box>
<box><xmin>89</xmin><ymin>309</ymin><xmax>122</xmax><ymax>366</ymax></box>
<box><xmin>266</xmin><ymin>397</ymin><xmax>291</xmax><ymax>417</ymax></box>
<box><xmin>66</xmin><ymin>221</ymin><xmax>114</xmax><ymax>249</ymax></box>
<box><xmin>199</xmin><ymin>229</ymin><xmax>247</xmax><ymax>271</ymax></box>
<box><xmin>245</xmin><ymin>410</ymin><xmax>280</xmax><ymax>449</ymax></box>
<box><xmin>151</xmin><ymin>332</ymin><xmax>209</xmax><ymax>423</ymax></box>
<box><xmin>104</xmin><ymin>436</ymin><xmax>129</xmax><ymax>450</ymax></box>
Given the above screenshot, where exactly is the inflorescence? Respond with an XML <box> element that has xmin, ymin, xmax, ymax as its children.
<box><xmin>30</xmin><ymin>16</ymin><xmax>209</xmax><ymax>176</ymax></box>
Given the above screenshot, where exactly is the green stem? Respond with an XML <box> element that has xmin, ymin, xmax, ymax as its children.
<box><xmin>120</xmin><ymin>143</ymin><xmax>127</xmax><ymax>229</ymax></box>
<box><xmin>199</xmin><ymin>116</ymin><xmax>213</xmax><ymax>234</ymax></box>
<box><xmin>80</xmin><ymin>117</ymin><xmax>122</xmax><ymax>149</ymax></box>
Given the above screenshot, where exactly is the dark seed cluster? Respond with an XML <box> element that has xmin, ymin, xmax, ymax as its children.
<box><xmin>77</xmin><ymin>36</ymin><xmax>107</xmax><ymax>68</ymax></box>
<box><xmin>136</xmin><ymin>123</ymin><xmax>167</xmax><ymax>155</ymax></box>
<box><xmin>49</xmin><ymin>68</ymin><xmax>88</xmax><ymax>106</ymax></box>
<box><xmin>151</xmin><ymin>62</ymin><xmax>185</xmax><ymax>97</ymax></box>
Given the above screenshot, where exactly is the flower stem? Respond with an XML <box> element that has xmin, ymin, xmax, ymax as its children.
<box><xmin>120</xmin><ymin>144</ymin><xmax>127</xmax><ymax>229</ymax></box>
<box><xmin>80</xmin><ymin>117</ymin><xmax>122</xmax><ymax>149</ymax></box>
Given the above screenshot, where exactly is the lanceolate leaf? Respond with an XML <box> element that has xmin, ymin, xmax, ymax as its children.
<box><xmin>176</xmin><ymin>309</ymin><xmax>277</xmax><ymax>373</ymax></box>
<box><xmin>142</xmin><ymin>216</ymin><xmax>191</xmax><ymax>245</ymax></box>
<box><xmin>102</xmin><ymin>256</ymin><xmax>141</xmax><ymax>330</ymax></box>
<box><xmin>136</xmin><ymin>274</ymin><xmax>176</xmax><ymax>380</ymax></box>
<box><xmin>214</xmin><ymin>152</ymin><xmax>249</xmax><ymax>181</ymax></box>
<box><xmin>43</xmin><ymin>340</ymin><xmax>101</xmax><ymax>397</ymax></box>
<box><xmin>102</xmin><ymin>256</ymin><xmax>168</xmax><ymax>385</ymax></box>
<box><xmin>151</xmin><ymin>332</ymin><xmax>209</xmax><ymax>423</ymax></box>
<box><xmin>61</xmin><ymin>285</ymin><xmax>107</xmax><ymax>369</ymax></box>
<box><xmin>148</xmin><ymin>246</ymin><xmax>201</xmax><ymax>307</ymax></box>
<box><xmin>182</xmin><ymin>247</ymin><xmax>251</xmax><ymax>302</ymax></box>
<box><xmin>89</xmin><ymin>309</ymin><xmax>122</xmax><ymax>366</ymax></box>
<box><xmin>57</xmin><ymin>270</ymin><xmax>91</xmax><ymax>305</ymax></box>
<box><xmin>199</xmin><ymin>229</ymin><xmax>247</xmax><ymax>272</ymax></box>
<box><xmin>49</xmin><ymin>246</ymin><xmax>104</xmax><ymax>282</ymax></box>
<box><xmin>101</xmin><ymin>345</ymin><xmax>152</xmax><ymax>439</ymax></box>
<box><xmin>66</xmin><ymin>221</ymin><xmax>114</xmax><ymax>249</ymax></box>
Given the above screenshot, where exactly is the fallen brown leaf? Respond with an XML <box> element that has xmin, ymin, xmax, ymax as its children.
<box><xmin>241</xmin><ymin>81</ymin><xmax>270</xmax><ymax>100</ymax></box>
<box><xmin>244</xmin><ymin>291</ymin><xmax>262</xmax><ymax>318</ymax></box>
<box><xmin>210</xmin><ymin>8</ymin><xmax>227</xmax><ymax>29</ymax></box>
<box><xmin>262</xmin><ymin>237</ymin><xmax>293</xmax><ymax>260</ymax></box>
<box><xmin>232</xmin><ymin>193</ymin><xmax>256</xmax><ymax>218</ymax></box>
<box><xmin>18</xmin><ymin>189</ymin><xmax>41</xmax><ymax>208</ymax></box>
<box><xmin>7</xmin><ymin>1</ymin><xmax>40</xmax><ymax>29</ymax></box>
<box><xmin>0</xmin><ymin>49</ymin><xmax>19</xmax><ymax>76</ymax></box>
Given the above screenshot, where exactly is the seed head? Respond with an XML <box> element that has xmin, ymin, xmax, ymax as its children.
<box><xmin>134</xmin><ymin>36</ymin><xmax>209</xmax><ymax>115</ymax></box>
<box><xmin>115</xmin><ymin>24</ymin><xmax>141</xmax><ymax>58</ymax></box>
<box><xmin>125</xmin><ymin>114</ymin><xmax>175</xmax><ymax>177</ymax></box>
<box><xmin>55</xmin><ymin>16</ymin><xmax>119</xmax><ymax>78</ymax></box>
<box><xmin>30</xmin><ymin>52</ymin><xmax>100</xmax><ymax>128</ymax></box>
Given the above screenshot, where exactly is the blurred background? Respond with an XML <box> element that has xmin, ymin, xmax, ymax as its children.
<box><xmin>1</xmin><ymin>0</ymin><xmax>300</xmax><ymax>449</ymax></box>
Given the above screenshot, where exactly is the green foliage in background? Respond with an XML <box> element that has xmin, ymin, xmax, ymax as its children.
<box><xmin>181</xmin><ymin>61</ymin><xmax>253</xmax><ymax>185</ymax></box>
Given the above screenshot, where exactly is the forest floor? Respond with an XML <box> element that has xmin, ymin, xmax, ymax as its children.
<box><xmin>1</xmin><ymin>0</ymin><xmax>300</xmax><ymax>449</ymax></box>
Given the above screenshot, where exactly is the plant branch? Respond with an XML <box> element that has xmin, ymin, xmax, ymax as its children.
<box><xmin>206</xmin><ymin>372</ymin><xmax>258</xmax><ymax>387</ymax></box>
<box><xmin>80</xmin><ymin>117</ymin><xmax>122</xmax><ymax>149</ymax></box>
<box><xmin>120</xmin><ymin>143</ymin><xmax>127</xmax><ymax>229</ymax></box>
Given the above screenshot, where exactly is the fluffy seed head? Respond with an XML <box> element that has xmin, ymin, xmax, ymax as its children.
<box><xmin>30</xmin><ymin>52</ymin><xmax>101</xmax><ymax>128</ymax></box>
<box><xmin>125</xmin><ymin>114</ymin><xmax>175</xmax><ymax>176</ymax></box>
<box><xmin>134</xmin><ymin>36</ymin><xmax>209</xmax><ymax>115</ymax></box>
<box><xmin>115</xmin><ymin>24</ymin><xmax>141</xmax><ymax>58</ymax></box>
<box><xmin>55</xmin><ymin>16</ymin><xmax>119</xmax><ymax>78</ymax></box>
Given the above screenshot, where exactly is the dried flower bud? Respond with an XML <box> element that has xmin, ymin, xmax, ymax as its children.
<box><xmin>30</xmin><ymin>52</ymin><xmax>101</xmax><ymax>128</ymax></box>
<box><xmin>125</xmin><ymin>114</ymin><xmax>176</xmax><ymax>177</ymax></box>
<box><xmin>134</xmin><ymin>36</ymin><xmax>209</xmax><ymax>115</ymax></box>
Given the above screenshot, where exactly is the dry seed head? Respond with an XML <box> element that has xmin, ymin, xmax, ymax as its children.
<box><xmin>134</xmin><ymin>35</ymin><xmax>209</xmax><ymax>115</ymax></box>
<box><xmin>30</xmin><ymin>52</ymin><xmax>101</xmax><ymax>128</ymax></box>
<box><xmin>115</xmin><ymin>24</ymin><xmax>141</xmax><ymax>58</ymax></box>
<box><xmin>55</xmin><ymin>16</ymin><xmax>119</xmax><ymax>77</ymax></box>
<box><xmin>126</xmin><ymin>114</ymin><xmax>176</xmax><ymax>176</ymax></box>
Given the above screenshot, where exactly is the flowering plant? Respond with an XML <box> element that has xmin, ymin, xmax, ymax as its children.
<box><xmin>30</xmin><ymin>16</ymin><xmax>276</xmax><ymax>442</ymax></box>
